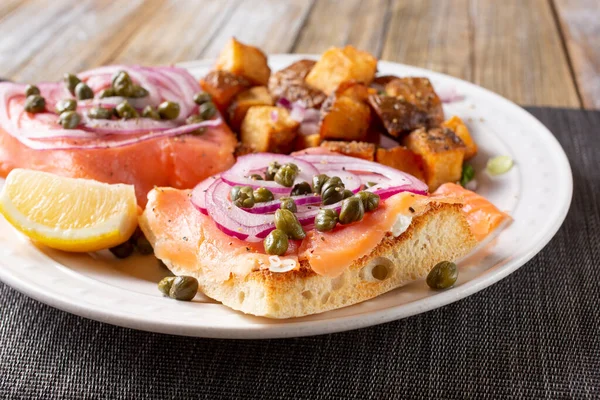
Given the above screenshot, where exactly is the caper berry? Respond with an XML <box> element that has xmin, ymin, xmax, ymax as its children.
<box><xmin>364</xmin><ymin>181</ymin><xmax>378</xmax><ymax>189</ymax></box>
<box><xmin>63</xmin><ymin>73</ymin><xmax>81</xmax><ymax>94</ymax></box>
<box><xmin>233</xmin><ymin>190</ymin><xmax>255</xmax><ymax>208</ymax></box>
<box><xmin>75</xmin><ymin>82</ymin><xmax>94</xmax><ymax>100</ymax></box>
<box><xmin>55</xmin><ymin>99</ymin><xmax>77</xmax><ymax>114</ymax></box>
<box><xmin>338</xmin><ymin>196</ymin><xmax>365</xmax><ymax>225</ymax></box>
<box><xmin>279</xmin><ymin>197</ymin><xmax>297</xmax><ymax>213</ymax></box>
<box><xmin>115</xmin><ymin>100</ymin><xmax>139</xmax><ymax>119</ymax></box>
<box><xmin>58</xmin><ymin>111</ymin><xmax>81</xmax><ymax>129</ymax></box>
<box><xmin>265</xmin><ymin>161</ymin><xmax>281</xmax><ymax>180</ymax></box>
<box><xmin>199</xmin><ymin>101</ymin><xmax>216</xmax><ymax>119</ymax></box>
<box><xmin>193</xmin><ymin>92</ymin><xmax>212</xmax><ymax>105</ymax></box>
<box><xmin>158</xmin><ymin>276</ymin><xmax>175</xmax><ymax>296</ymax></box>
<box><xmin>158</xmin><ymin>101</ymin><xmax>180</xmax><ymax>120</ymax></box>
<box><xmin>87</xmin><ymin>107</ymin><xmax>113</xmax><ymax>120</ymax></box>
<box><xmin>342</xmin><ymin>189</ymin><xmax>354</xmax><ymax>199</ymax></box>
<box><xmin>320</xmin><ymin>176</ymin><xmax>345</xmax><ymax>205</ymax></box>
<box><xmin>274</xmin><ymin>164</ymin><xmax>298</xmax><ymax>187</ymax></box>
<box><xmin>312</xmin><ymin>174</ymin><xmax>330</xmax><ymax>194</ymax></box>
<box><xmin>274</xmin><ymin>209</ymin><xmax>305</xmax><ymax>240</ymax></box>
<box><xmin>315</xmin><ymin>209</ymin><xmax>338</xmax><ymax>232</ymax></box>
<box><xmin>426</xmin><ymin>261</ymin><xmax>458</xmax><ymax>289</ymax></box>
<box><xmin>263</xmin><ymin>229</ymin><xmax>289</xmax><ymax>256</ymax></box>
<box><xmin>355</xmin><ymin>191</ymin><xmax>380</xmax><ymax>212</ymax></box>
<box><xmin>168</xmin><ymin>275</ymin><xmax>198</xmax><ymax>301</ymax></box>
<box><xmin>291</xmin><ymin>181</ymin><xmax>312</xmax><ymax>196</ymax></box>
<box><xmin>142</xmin><ymin>105</ymin><xmax>160</xmax><ymax>120</ymax></box>
<box><xmin>253</xmin><ymin>187</ymin><xmax>274</xmax><ymax>203</ymax></box>
<box><xmin>24</xmin><ymin>95</ymin><xmax>46</xmax><ymax>113</ymax></box>
<box><xmin>249</xmin><ymin>174</ymin><xmax>263</xmax><ymax>181</ymax></box>
<box><xmin>112</xmin><ymin>70</ymin><xmax>133</xmax><ymax>97</ymax></box>
<box><xmin>98</xmin><ymin>88</ymin><xmax>115</xmax><ymax>98</ymax></box>
<box><xmin>24</xmin><ymin>84</ymin><xmax>40</xmax><ymax>97</ymax></box>
<box><xmin>109</xmin><ymin>240</ymin><xmax>134</xmax><ymax>259</ymax></box>
<box><xmin>186</xmin><ymin>114</ymin><xmax>204</xmax><ymax>124</ymax></box>
<box><xmin>130</xmin><ymin>85</ymin><xmax>149</xmax><ymax>98</ymax></box>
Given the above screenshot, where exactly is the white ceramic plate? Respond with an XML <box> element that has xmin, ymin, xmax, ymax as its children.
<box><xmin>0</xmin><ymin>55</ymin><xmax>572</xmax><ymax>339</ymax></box>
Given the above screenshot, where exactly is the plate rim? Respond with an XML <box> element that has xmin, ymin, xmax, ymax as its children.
<box><xmin>0</xmin><ymin>55</ymin><xmax>573</xmax><ymax>339</ymax></box>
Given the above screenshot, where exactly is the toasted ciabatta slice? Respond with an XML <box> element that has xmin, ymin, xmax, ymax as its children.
<box><xmin>140</xmin><ymin>187</ymin><xmax>476</xmax><ymax>319</ymax></box>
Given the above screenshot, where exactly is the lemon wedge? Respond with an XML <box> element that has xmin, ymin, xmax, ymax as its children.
<box><xmin>0</xmin><ymin>169</ymin><xmax>138</xmax><ymax>252</ymax></box>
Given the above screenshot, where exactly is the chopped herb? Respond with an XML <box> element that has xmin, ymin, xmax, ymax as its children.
<box><xmin>460</xmin><ymin>164</ymin><xmax>475</xmax><ymax>187</ymax></box>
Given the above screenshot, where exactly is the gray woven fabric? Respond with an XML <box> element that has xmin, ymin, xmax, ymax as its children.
<box><xmin>0</xmin><ymin>107</ymin><xmax>598</xmax><ymax>399</ymax></box>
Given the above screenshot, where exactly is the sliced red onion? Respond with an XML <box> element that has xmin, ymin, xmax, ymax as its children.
<box><xmin>289</xmin><ymin>101</ymin><xmax>306</xmax><ymax>122</ymax></box>
<box><xmin>275</xmin><ymin>97</ymin><xmax>291</xmax><ymax>109</ymax></box>
<box><xmin>81</xmin><ymin>114</ymin><xmax>177</xmax><ymax>135</ymax></box>
<box><xmin>220</xmin><ymin>153</ymin><xmax>320</xmax><ymax>194</ymax></box>
<box><xmin>244</xmin><ymin>193</ymin><xmax>322</xmax><ymax>214</ymax></box>
<box><xmin>436</xmin><ymin>85</ymin><xmax>464</xmax><ymax>103</ymax></box>
<box><xmin>190</xmin><ymin>175</ymin><xmax>220</xmax><ymax>215</ymax></box>
<box><xmin>270</xmin><ymin>110</ymin><xmax>278</xmax><ymax>122</ymax></box>
<box><xmin>313</xmin><ymin>166</ymin><xmax>361</xmax><ymax>193</ymax></box>
<box><xmin>379</xmin><ymin>135</ymin><xmax>399</xmax><ymax>149</ymax></box>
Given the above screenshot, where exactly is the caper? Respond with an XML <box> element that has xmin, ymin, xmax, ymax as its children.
<box><xmin>112</xmin><ymin>70</ymin><xmax>133</xmax><ymax>97</ymax></box>
<box><xmin>142</xmin><ymin>105</ymin><xmax>160</xmax><ymax>120</ymax></box>
<box><xmin>58</xmin><ymin>111</ymin><xmax>81</xmax><ymax>129</ymax></box>
<box><xmin>115</xmin><ymin>100</ymin><xmax>139</xmax><ymax>119</ymax></box>
<box><xmin>312</xmin><ymin>174</ymin><xmax>330</xmax><ymax>194</ymax></box>
<box><xmin>199</xmin><ymin>101</ymin><xmax>216</xmax><ymax>119</ymax></box>
<box><xmin>134</xmin><ymin>235</ymin><xmax>153</xmax><ymax>255</ymax></box>
<box><xmin>355</xmin><ymin>191</ymin><xmax>380</xmax><ymax>212</ymax></box>
<box><xmin>274</xmin><ymin>164</ymin><xmax>298</xmax><ymax>187</ymax></box>
<box><xmin>291</xmin><ymin>181</ymin><xmax>312</xmax><ymax>196</ymax></box>
<box><xmin>186</xmin><ymin>114</ymin><xmax>204</xmax><ymax>124</ymax></box>
<box><xmin>230</xmin><ymin>185</ymin><xmax>253</xmax><ymax>202</ymax></box>
<box><xmin>130</xmin><ymin>85</ymin><xmax>149</xmax><ymax>98</ymax></box>
<box><xmin>74</xmin><ymin>82</ymin><xmax>94</xmax><ymax>100</ymax></box>
<box><xmin>63</xmin><ymin>73</ymin><xmax>81</xmax><ymax>94</ymax></box>
<box><xmin>265</xmin><ymin>161</ymin><xmax>281</xmax><ymax>181</ymax></box>
<box><xmin>287</xmin><ymin>163</ymin><xmax>299</xmax><ymax>173</ymax></box>
<box><xmin>109</xmin><ymin>240</ymin><xmax>134</xmax><ymax>259</ymax></box>
<box><xmin>98</xmin><ymin>88</ymin><xmax>115</xmax><ymax>98</ymax></box>
<box><xmin>87</xmin><ymin>107</ymin><xmax>113</xmax><ymax>120</ymax></box>
<box><xmin>263</xmin><ymin>229</ymin><xmax>289</xmax><ymax>256</ymax></box>
<box><xmin>315</xmin><ymin>209</ymin><xmax>338</xmax><ymax>232</ymax></box>
<box><xmin>24</xmin><ymin>84</ymin><xmax>40</xmax><ymax>97</ymax></box>
<box><xmin>279</xmin><ymin>197</ymin><xmax>297</xmax><ymax>213</ymax></box>
<box><xmin>249</xmin><ymin>173</ymin><xmax>263</xmax><ymax>181</ymax></box>
<box><xmin>158</xmin><ymin>101</ymin><xmax>180</xmax><ymax>120</ymax></box>
<box><xmin>193</xmin><ymin>92</ymin><xmax>212</xmax><ymax>105</ymax></box>
<box><xmin>274</xmin><ymin>209</ymin><xmax>305</xmax><ymax>240</ymax></box>
<box><xmin>24</xmin><ymin>95</ymin><xmax>46</xmax><ymax>113</ymax></box>
<box><xmin>168</xmin><ymin>275</ymin><xmax>198</xmax><ymax>301</ymax></box>
<box><xmin>253</xmin><ymin>187</ymin><xmax>274</xmax><ymax>203</ymax></box>
<box><xmin>55</xmin><ymin>99</ymin><xmax>77</xmax><ymax>114</ymax></box>
<box><xmin>364</xmin><ymin>181</ymin><xmax>378</xmax><ymax>189</ymax></box>
<box><xmin>342</xmin><ymin>189</ymin><xmax>354</xmax><ymax>199</ymax></box>
<box><xmin>426</xmin><ymin>261</ymin><xmax>458</xmax><ymax>290</ymax></box>
<box><xmin>158</xmin><ymin>277</ymin><xmax>175</xmax><ymax>296</ymax></box>
<box><xmin>338</xmin><ymin>196</ymin><xmax>365</xmax><ymax>225</ymax></box>
<box><xmin>233</xmin><ymin>189</ymin><xmax>255</xmax><ymax>208</ymax></box>
<box><xmin>320</xmin><ymin>176</ymin><xmax>345</xmax><ymax>205</ymax></box>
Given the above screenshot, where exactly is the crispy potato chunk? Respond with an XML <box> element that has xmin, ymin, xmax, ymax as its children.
<box><xmin>268</xmin><ymin>60</ymin><xmax>327</xmax><ymax>109</ymax></box>
<box><xmin>306</xmin><ymin>46</ymin><xmax>377</xmax><ymax>95</ymax></box>
<box><xmin>199</xmin><ymin>70</ymin><xmax>251</xmax><ymax>113</ymax></box>
<box><xmin>320</xmin><ymin>141</ymin><xmax>376</xmax><ymax>161</ymax></box>
<box><xmin>215</xmin><ymin>38</ymin><xmax>271</xmax><ymax>86</ymax></box>
<box><xmin>375</xmin><ymin>146</ymin><xmax>425</xmax><ymax>182</ymax></box>
<box><xmin>227</xmin><ymin>86</ymin><xmax>273</xmax><ymax>132</ymax></box>
<box><xmin>442</xmin><ymin>116</ymin><xmax>477</xmax><ymax>159</ymax></box>
<box><xmin>240</xmin><ymin>106</ymin><xmax>299</xmax><ymax>153</ymax></box>
<box><xmin>368</xmin><ymin>94</ymin><xmax>430</xmax><ymax>137</ymax></box>
<box><xmin>320</xmin><ymin>92</ymin><xmax>371</xmax><ymax>142</ymax></box>
<box><xmin>294</xmin><ymin>133</ymin><xmax>321</xmax><ymax>151</ymax></box>
<box><xmin>403</xmin><ymin>127</ymin><xmax>466</xmax><ymax>191</ymax></box>
<box><xmin>384</xmin><ymin>77</ymin><xmax>444</xmax><ymax>126</ymax></box>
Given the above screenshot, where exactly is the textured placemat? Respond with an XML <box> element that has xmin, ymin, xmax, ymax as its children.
<box><xmin>0</xmin><ymin>107</ymin><xmax>598</xmax><ymax>399</ymax></box>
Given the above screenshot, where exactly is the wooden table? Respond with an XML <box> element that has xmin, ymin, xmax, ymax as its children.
<box><xmin>0</xmin><ymin>0</ymin><xmax>598</xmax><ymax>109</ymax></box>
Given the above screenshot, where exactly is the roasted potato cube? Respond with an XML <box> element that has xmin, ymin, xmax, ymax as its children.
<box><xmin>320</xmin><ymin>141</ymin><xmax>376</xmax><ymax>161</ymax></box>
<box><xmin>375</xmin><ymin>146</ymin><xmax>425</xmax><ymax>182</ymax></box>
<box><xmin>240</xmin><ymin>106</ymin><xmax>299</xmax><ymax>153</ymax></box>
<box><xmin>442</xmin><ymin>116</ymin><xmax>477</xmax><ymax>159</ymax></box>
<box><xmin>368</xmin><ymin>94</ymin><xmax>430</xmax><ymax>137</ymax></box>
<box><xmin>306</xmin><ymin>46</ymin><xmax>377</xmax><ymax>95</ymax></box>
<box><xmin>199</xmin><ymin>70</ymin><xmax>251</xmax><ymax>113</ymax></box>
<box><xmin>268</xmin><ymin>60</ymin><xmax>327</xmax><ymax>109</ymax></box>
<box><xmin>403</xmin><ymin>127</ymin><xmax>466</xmax><ymax>191</ymax></box>
<box><xmin>227</xmin><ymin>86</ymin><xmax>273</xmax><ymax>132</ymax></box>
<box><xmin>320</xmin><ymin>91</ymin><xmax>371</xmax><ymax>142</ymax></box>
<box><xmin>215</xmin><ymin>38</ymin><xmax>271</xmax><ymax>86</ymax></box>
<box><xmin>384</xmin><ymin>77</ymin><xmax>444</xmax><ymax>126</ymax></box>
<box><xmin>294</xmin><ymin>133</ymin><xmax>321</xmax><ymax>151</ymax></box>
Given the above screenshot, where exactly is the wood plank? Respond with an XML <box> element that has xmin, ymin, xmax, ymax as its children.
<box><xmin>201</xmin><ymin>0</ymin><xmax>314</xmax><ymax>58</ymax></box>
<box><xmin>554</xmin><ymin>0</ymin><xmax>600</xmax><ymax>109</ymax></box>
<box><xmin>4</xmin><ymin>0</ymin><xmax>156</xmax><ymax>83</ymax></box>
<box><xmin>469</xmin><ymin>0</ymin><xmax>580</xmax><ymax>107</ymax></box>
<box><xmin>112</xmin><ymin>0</ymin><xmax>239</xmax><ymax>66</ymax></box>
<box><xmin>293</xmin><ymin>0</ymin><xmax>390</xmax><ymax>56</ymax></box>
<box><xmin>381</xmin><ymin>0</ymin><xmax>472</xmax><ymax>81</ymax></box>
